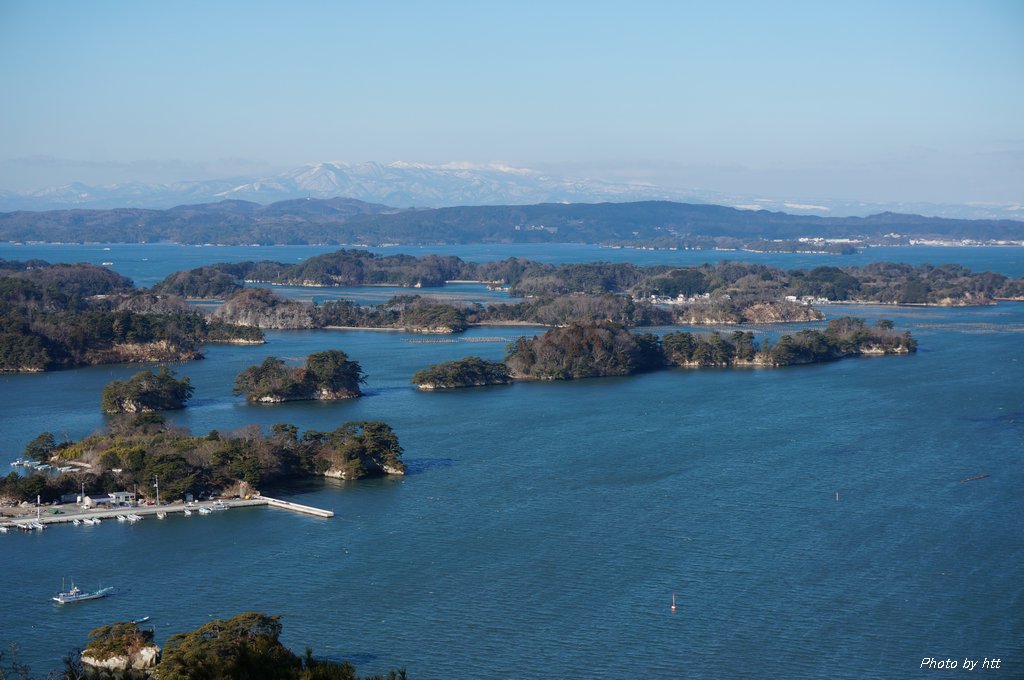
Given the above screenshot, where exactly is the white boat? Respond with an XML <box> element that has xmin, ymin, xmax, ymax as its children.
<box><xmin>198</xmin><ymin>507</ymin><xmax>212</xmax><ymax>515</ymax></box>
<box><xmin>183</xmin><ymin>509</ymin><xmax>192</xmax><ymax>516</ymax></box>
<box><xmin>127</xmin><ymin>514</ymin><xmax>142</xmax><ymax>522</ymax></box>
<box><xmin>53</xmin><ymin>583</ymin><xmax>114</xmax><ymax>605</ymax></box>
<box><xmin>82</xmin><ymin>518</ymin><xmax>98</xmax><ymax>526</ymax></box>
<box><xmin>156</xmin><ymin>512</ymin><xmax>167</xmax><ymax>520</ymax></box>
<box><xmin>116</xmin><ymin>515</ymin><xmax>127</xmax><ymax>522</ymax></box>
<box><xmin>0</xmin><ymin>526</ymin><xmax>9</xmax><ymax>533</ymax></box>
<box><xmin>73</xmin><ymin>519</ymin><xmax>81</xmax><ymax>526</ymax></box>
<box><xmin>211</xmin><ymin>500</ymin><xmax>229</xmax><ymax>511</ymax></box>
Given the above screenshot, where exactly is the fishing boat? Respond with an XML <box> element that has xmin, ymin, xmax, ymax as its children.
<box><xmin>183</xmin><ymin>508</ymin><xmax>192</xmax><ymax>516</ymax></box>
<box><xmin>198</xmin><ymin>507</ymin><xmax>212</xmax><ymax>515</ymax></box>
<box><xmin>211</xmin><ymin>500</ymin><xmax>229</xmax><ymax>511</ymax></box>
<box><xmin>127</xmin><ymin>514</ymin><xmax>142</xmax><ymax>522</ymax></box>
<box><xmin>73</xmin><ymin>519</ymin><xmax>81</xmax><ymax>526</ymax></box>
<box><xmin>116</xmin><ymin>515</ymin><xmax>127</xmax><ymax>522</ymax></box>
<box><xmin>131</xmin><ymin>616</ymin><xmax>150</xmax><ymax>624</ymax></box>
<box><xmin>53</xmin><ymin>582</ymin><xmax>114</xmax><ymax>605</ymax></box>
<box><xmin>0</xmin><ymin>526</ymin><xmax>9</xmax><ymax>533</ymax></box>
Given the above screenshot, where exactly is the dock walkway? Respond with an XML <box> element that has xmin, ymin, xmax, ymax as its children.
<box><xmin>1</xmin><ymin>495</ymin><xmax>333</xmax><ymax>530</ymax></box>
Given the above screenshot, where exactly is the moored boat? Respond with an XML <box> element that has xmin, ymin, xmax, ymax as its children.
<box><xmin>52</xmin><ymin>583</ymin><xmax>113</xmax><ymax>605</ymax></box>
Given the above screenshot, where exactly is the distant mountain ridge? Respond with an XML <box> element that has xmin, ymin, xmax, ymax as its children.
<box><xmin>1</xmin><ymin>198</ymin><xmax>1021</xmax><ymax>246</ymax></box>
<box><xmin>0</xmin><ymin>161</ymin><xmax>682</xmax><ymax>212</ymax></box>
<box><xmin>2</xmin><ymin>160</ymin><xmax>1021</xmax><ymax>221</ymax></box>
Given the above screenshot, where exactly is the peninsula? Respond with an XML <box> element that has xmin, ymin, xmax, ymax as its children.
<box><xmin>0</xmin><ymin>258</ymin><xmax>263</xmax><ymax>372</ymax></box>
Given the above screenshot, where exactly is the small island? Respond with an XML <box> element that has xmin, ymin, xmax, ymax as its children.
<box><xmin>233</xmin><ymin>350</ymin><xmax>365</xmax><ymax>403</ymax></box>
<box><xmin>470</xmin><ymin>317</ymin><xmax>916</xmax><ymax>382</ymax></box>
<box><xmin>0</xmin><ymin>414</ymin><xmax>405</xmax><ymax>506</ymax></box>
<box><xmin>100</xmin><ymin>366</ymin><xmax>194</xmax><ymax>414</ymax></box>
<box><xmin>661</xmin><ymin>317</ymin><xmax>915</xmax><ymax>367</ymax></box>
<box><xmin>75</xmin><ymin>612</ymin><xmax>408</xmax><ymax>679</ymax></box>
<box><xmin>411</xmin><ymin>357</ymin><xmax>512</xmax><ymax>390</ymax></box>
<box><xmin>505</xmin><ymin>322</ymin><xmax>663</xmax><ymax>380</ymax></box>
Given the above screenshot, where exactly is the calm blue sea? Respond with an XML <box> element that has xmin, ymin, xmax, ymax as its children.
<box><xmin>2</xmin><ymin>241</ymin><xmax>1023</xmax><ymax>288</ymax></box>
<box><xmin>0</xmin><ymin>243</ymin><xmax>1022</xmax><ymax>679</ymax></box>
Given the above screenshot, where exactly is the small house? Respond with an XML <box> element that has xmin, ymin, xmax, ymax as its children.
<box><xmin>110</xmin><ymin>491</ymin><xmax>137</xmax><ymax>506</ymax></box>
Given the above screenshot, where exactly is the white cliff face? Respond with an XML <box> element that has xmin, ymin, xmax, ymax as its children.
<box><xmin>324</xmin><ymin>459</ymin><xmax>406</xmax><ymax>480</ymax></box>
<box><xmin>81</xmin><ymin>645</ymin><xmax>160</xmax><ymax>672</ymax></box>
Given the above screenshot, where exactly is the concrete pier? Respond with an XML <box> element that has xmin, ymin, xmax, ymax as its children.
<box><xmin>262</xmin><ymin>497</ymin><xmax>334</xmax><ymax>518</ymax></box>
<box><xmin>1</xmin><ymin>495</ymin><xmax>333</xmax><ymax>530</ymax></box>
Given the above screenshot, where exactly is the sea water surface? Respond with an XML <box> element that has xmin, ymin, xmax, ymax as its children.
<box><xmin>0</xmin><ymin>244</ymin><xmax>1022</xmax><ymax>679</ymax></box>
<box><xmin>3</xmin><ymin>242</ymin><xmax>1024</xmax><ymax>287</ymax></box>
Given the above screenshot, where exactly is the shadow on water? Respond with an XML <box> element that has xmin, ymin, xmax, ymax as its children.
<box><xmin>970</xmin><ymin>411</ymin><xmax>1024</xmax><ymax>426</ymax></box>
<box><xmin>323</xmin><ymin>651</ymin><xmax>380</xmax><ymax>666</ymax></box>
<box><xmin>403</xmin><ymin>458</ymin><xmax>456</xmax><ymax>475</ymax></box>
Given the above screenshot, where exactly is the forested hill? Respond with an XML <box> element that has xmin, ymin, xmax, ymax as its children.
<box><xmin>1</xmin><ymin>198</ymin><xmax>1022</xmax><ymax>245</ymax></box>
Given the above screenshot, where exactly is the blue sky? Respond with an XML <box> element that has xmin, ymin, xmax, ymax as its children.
<box><xmin>1</xmin><ymin>0</ymin><xmax>1021</xmax><ymax>204</ymax></box>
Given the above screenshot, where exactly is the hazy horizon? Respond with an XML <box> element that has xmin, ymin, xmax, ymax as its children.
<box><xmin>1</xmin><ymin>1</ymin><xmax>1022</xmax><ymax>206</ymax></box>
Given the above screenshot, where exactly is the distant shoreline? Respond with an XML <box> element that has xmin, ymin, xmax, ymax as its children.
<box><xmin>3</xmin><ymin>239</ymin><xmax>1023</xmax><ymax>249</ymax></box>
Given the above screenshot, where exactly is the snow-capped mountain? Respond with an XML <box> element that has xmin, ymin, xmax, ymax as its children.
<box><xmin>1</xmin><ymin>161</ymin><xmax>1020</xmax><ymax>221</ymax></box>
<box><xmin>213</xmin><ymin>161</ymin><xmax>689</xmax><ymax>209</ymax></box>
<box><xmin>0</xmin><ymin>161</ymin><xmax>683</xmax><ymax>212</ymax></box>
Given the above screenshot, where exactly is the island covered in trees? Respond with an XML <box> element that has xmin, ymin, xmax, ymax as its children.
<box><xmin>415</xmin><ymin>317</ymin><xmax>915</xmax><ymax>387</ymax></box>
<box><xmin>234</xmin><ymin>350</ymin><xmax>365</xmax><ymax>403</ymax></box>
<box><xmin>0</xmin><ymin>258</ymin><xmax>262</xmax><ymax>372</ymax></box>
<box><xmin>0</xmin><ymin>415</ymin><xmax>404</xmax><ymax>504</ymax></box>
<box><xmin>5</xmin><ymin>611</ymin><xmax>409</xmax><ymax>679</ymax></box>
<box><xmin>156</xmin><ymin>248</ymin><xmax>1024</xmax><ymax>305</ymax></box>
<box><xmin>1</xmin><ymin>249</ymin><xmax>1015</xmax><ymax>373</ymax></box>
<box><xmin>411</xmin><ymin>357</ymin><xmax>512</xmax><ymax>390</ymax></box>
<box><xmin>100</xmin><ymin>366</ymin><xmax>194</xmax><ymax>414</ymax></box>
<box><xmin>166</xmin><ymin>251</ymin><xmax>1024</xmax><ymax>334</ymax></box>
